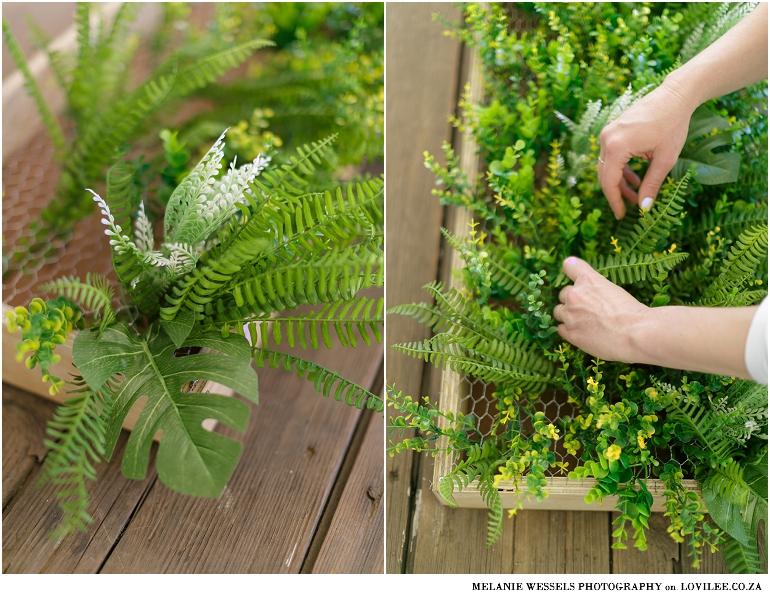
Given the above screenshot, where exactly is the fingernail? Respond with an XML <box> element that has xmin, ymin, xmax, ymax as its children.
<box><xmin>564</xmin><ymin>256</ymin><xmax>577</xmax><ymax>264</ymax></box>
<box><xmin>640</xmin><ymin>197</ymin><xmax>654</xmax><ymax>212</ymax></box>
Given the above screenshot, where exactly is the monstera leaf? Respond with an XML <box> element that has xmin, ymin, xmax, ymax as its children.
<box><xmin>671</xmin><ymin>105</ymin><xmax>740</xmax><ymax>185</ymax></box>
<box><xmin>72</xmin><ymin>323</ymin><xmax>259</xmax><ymax>498</ymax></box>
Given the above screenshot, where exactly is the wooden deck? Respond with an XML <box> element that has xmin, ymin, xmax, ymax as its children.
<box><xmin>3</xmin><ymin>342</ymin><xmax>383</xmax><ymax>573</ymax></box>
<box><xmin>384</xmin><ymin>2</ymin><xmax>729</xmax><ymax>575</ymax></box>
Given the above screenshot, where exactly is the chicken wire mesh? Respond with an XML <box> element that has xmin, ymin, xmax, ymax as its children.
<box><xmin>432</xmin><ymin>3</ymin><xmax>696</xmax><ymax>492</ymax></box>
<box><xmin>2</xmin><ymin>130</ymin><xmax>122</xmax><ymax>315</ymax></box>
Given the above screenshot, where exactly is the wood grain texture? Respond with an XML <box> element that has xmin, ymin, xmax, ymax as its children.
<box><xmin>564</xmin><ymin>511</ymin><xmax>611</xmax><ymax>573</ymax></box>
<box><xmin>411</xmin><ymin>456</ymin><xmax>516</xmax><ymax>573</ymax></box>
<box><xmin>612</xmin><ymin>513</ymin><xmax>679</xmax><ymax>573</ymax></box>
<box><xmin>2</xmin><ymin>384</ymin><xmax>54</xmax><ymax>508</ymax></box>
<box><xmin>2</xmin><ymin>428</ymin><xmax>157</xmax><ymax>573</ymax></box>
<box><xmin>385</xmin><ymin>1</ymin><xmax>462</xmax><ymax>574</ymax></box>
<box><xmin>312</xmin><ymin>402</ymin><xmax>385</xmax><ymax>573</ymax></box>
<box><xmin>98</xmin><ymin>340</ymin><xmax>382</xmax><ymax>574</ymax></box>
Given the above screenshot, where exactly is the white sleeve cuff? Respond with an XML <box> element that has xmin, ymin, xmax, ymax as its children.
<box><xmin>744</xmin><ymin>297</ymin><xmax>768</xmax><ymax>385</ymax></box>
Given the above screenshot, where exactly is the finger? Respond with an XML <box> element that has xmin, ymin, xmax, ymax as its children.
<box><xmin>553</xmin><ymin>304</ymin><xmax>564</xmax><ymax>322</ymax></box>
<box><xmin>619</xmin><ymin>178</ymin><xmax>638</xmax><ymax>204</ymax></box>
<box><xmin>638</xmin><ymin>154</ymin><xmax>677</xmax><ymax>212</ymax></box>
<box><xmin>599</xmin><ymin>155</ymin><xmax>628</xmax><ymax>220</ymax></box>
<box><xmin>557</xmin><ymin>323</ymin><xmax>571</xmax><ymax>342</ymax></box>
<box><xmin>562</xmin><ymin>256</ymin><xmax>596</xmax><ymax>283</ymax></box>
<box><xmin>558</xmin><ymin>285</ymin><xmax>572</xmax><ymax>304</ymax></box>
<box><xmin>623</xmin><ymin>164</ymin><xmax>641</xmax><ymax>188</ymax></box>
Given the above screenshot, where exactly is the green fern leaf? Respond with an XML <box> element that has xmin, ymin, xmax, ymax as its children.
<box><xmin>72</xmin><ymin>324</ymin><xmax>259</xmax><ymax>498</ymax></box>
<box><xmin>590</xmin><ymin>252</ymin><xmax>689</xmax><ymax>285</ymax></box>
<box><xmin>720</xmin><ymin>531</ymin><xmax>763</xmax><ymax>574</ymax></box>
<box><xmin>40</xmin><ymin>273</ymin><xmax>116</xmax><ymax>333</ymax></box>
<box><xmin>2</xmin><ymin>17</ymin><xmax>66</xmax><ymax>153</ymax></box>
<box><xmin>700</xmin><ymin>225</ymin><xmax>768</xmax><ymax>306</ymax></box>
<box><xmin>623</xmin><ymin>174</ymin><xmax>690</xmax><ymax>254</ymax></box>
<box><xmin>237</xmin><ymin>296</ymin><xmax>383</xmax><ymax>350</ymax></box>
<box><xmin>41</xmin><ymin>375</ymin><xmax>115</xmax><ymax>539</ymax></box>
<box><xmin>252</xmin><ymin>348</ymin><xmax>383</xmax><ymax>411</ymax></box>
<box><xmin>169</xmin><ymin>39</ymin><xmax>275</xmax><ymax>98</ymax></box>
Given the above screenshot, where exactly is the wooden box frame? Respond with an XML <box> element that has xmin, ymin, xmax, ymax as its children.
<box><xmin>430</xmin><ymin>38</ymin><xmax>700</xmax><ymax>512</ymax></box>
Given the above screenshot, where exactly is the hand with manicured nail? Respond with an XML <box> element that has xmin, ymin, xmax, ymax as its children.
<box><xmin>597</xmin><ymin>3</ymin><xmax>767</xmax><ymax>220</ymax></box>
<box><xmin>598</xmin><ymin>82</ymin><xmax>693</xmax><ymax>220</ymax></box>
<box><xmin>555</xmin><ymin>257</ymin><xmax>759</xmax><ymax>379</ymax></box>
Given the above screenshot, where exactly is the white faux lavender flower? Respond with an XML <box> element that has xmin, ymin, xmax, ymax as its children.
<box><xmin>134</xmin><ymin>201</ymin><xmax>155</xmax><ymax>254</ymax></box>
<box><xmin>89</xmin><ymin>189</ymin><xmax>138</xmax><ymax>255</ymax></box>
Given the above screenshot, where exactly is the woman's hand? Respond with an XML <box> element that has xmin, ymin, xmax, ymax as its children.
<box><xmin>598</xmin><ymin>80</ymin><xmax>695</xmax><ymax>219</ymax></box>
<box><xmin>553</xmin><ymin>257</ymin><xmax>649</xmax><ymax>362</ymax></box>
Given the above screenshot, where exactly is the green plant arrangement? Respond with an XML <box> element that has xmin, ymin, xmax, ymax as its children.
<box><xmin>388</xmin><ymin>2</ymin><xmax>767</xmax><ymax>573</ymax></box>
<box><xmin>2</xmin><ymin>3</ymin><xmax>274</xmax><ymax>268</ymax></box>
<box><xmin>177</xmin><ymin>2</ymin><xmax>384</xmax><ymax>177</ymax></box>
<box><xmin>6</xmin><ymin>130</ymin><xmax>384</xmax><ymax>539</ymax></box>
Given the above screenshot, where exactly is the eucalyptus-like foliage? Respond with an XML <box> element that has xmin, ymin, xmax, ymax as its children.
<box><xmin>390</xmin><ymin>1</ymin><xmax>767</xmax><ymax>570</ymax></box>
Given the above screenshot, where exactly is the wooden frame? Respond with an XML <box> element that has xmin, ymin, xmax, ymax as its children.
<box><xmin>431</xmin><ymin>36</ymin><xmax>701</xmax><ymax>513</ymax></box>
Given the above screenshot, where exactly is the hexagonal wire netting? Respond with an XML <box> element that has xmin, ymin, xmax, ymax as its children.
<box><xmin>3</xmin><ymin>131</ymin><xmax>122</xmax><ymax>313</ymax></box>
<box><xmin>434</xmin><ymin>3</ymin><xmax>694</xmax><ymax>486</ymax></box>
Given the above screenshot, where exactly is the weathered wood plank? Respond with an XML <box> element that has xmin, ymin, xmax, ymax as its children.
<box><xmin>2</xmin><ymin>384</ymin><xmax>54</xmax><ymax>509</ymax></box>
<box><xmin>410</xmin><ymin>455</ymin><xmax>516</xmax><ymax>573</ymax></box>
<box><xmin>311</xmin><ymin>399</ymin><xmax>385</xmax><ymax>573</ymax></box>
<box><xmin>98</xmin><ymin>340</ymin><xmax>382</xmax><ymax>574</ymax></box>
<box><xmin>385</xmin><ymin>1</ymin><xmax>463</xmax><ymax>574</ymax></box>
<box><xmin>565</xmin><ymin>511</ymin><xmax>611</xmax><ymax>573</ymax></box>
<box><xmin>612</xmin><ymin>513</ymin><xmax>679</xmax><ymax>573</ymax></box>
<box><xmin>2</xmin><ymin>425</ymin><xmax>157</xmax><ymax>574</ymax></box>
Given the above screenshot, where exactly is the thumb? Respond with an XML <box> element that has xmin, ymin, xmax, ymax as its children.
<box><xmin>637</xmin><ymin>154</ymin><xmax>677</xmax><ymax>212</ymax></box>
<box><xmin>562</xmin><ymin>256</ymin><xmax>596</xmax><ymax>282</ymax></box>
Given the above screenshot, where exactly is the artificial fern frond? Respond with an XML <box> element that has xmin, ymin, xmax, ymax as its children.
<box><xmin>679</xmin><ymin>3</ymin><xmax>758</xmax><ymax>64</ymax></box>
<box><xmin>622</xmin><ymin>174</ymin><xmax>690</xmax><ymax>254</ymax></box>
<box><xmin>252</xmin><ymin>348</ymin><xmax>383</xmax><ymax>411</ymax></box>
<box><xmin>177</xmin><ymin>240</ymin><xmax>382</xmax><ymax>323</ymax></box>
<box><xmin>590</xmin><ymin>251</ymin><xmax>690</xmax><ymax>285</ymax></box>
<box><xmin>40</xmin><ymin>273</ymin><xmax>116</xmax><ymax>333</ymax></box>
<box><xmin>680</xmin><ymin>203</ymin><xmax>768</xmax><ymax>247</ymax></box>
<box><xmin>249</xmin><ymin>134</ymin><xmax>339</xmax><ymax>199</ymax></box>
<box><xmin>388</xmin><ymin>281</ymin><xmax>553</xmax><ymax>376</ymax></box>
<box><xmin>486</xmin><ymin>248</ymin><xmax>532</xmax><ymax>299</ymax></box>
<box><xmin>166</xmin><ymin>39</ymin><xmax>275</xmax><ymax>99</ymax></box>
<box><xmin>479</xmin><ymin>475</ymin><xmax>505</xmax><ymax>546</ymax></box>
<box><xmin>720</xmin><ymin>531</ymin><xmax>763</xmax><ymax>574</ymax></box>
<box><xmin>655</xmin><ymin>382</ymin><xmax>738</xmax><ymax>462</ymax></box>
<box><xmin>699</xmin><ymin>225</ymin><xmax>768</xmax><ymax>306</ymax></box>
<box><xmin>391</xmin><ymin>337</ymin><xmax>555</xmax><ymax>392</ymax></box>
<box><xmin>162</xmin><ymin>178</ymin><xmax>384</xmax><ymax>322</ymax></box>
<box><xmin>237</xmin><ymin>296</ymin><xmax>383</xmax><ymax>350</ymax></box>
<box><xmin>41</xmin><ymin>375</ymin><xmax>116</xmax><ymax>538</ymax></box>
<box><xmin>2</xmin><ymin>17</ymin><xmax>66</xmax><ymax>153</ymax></box>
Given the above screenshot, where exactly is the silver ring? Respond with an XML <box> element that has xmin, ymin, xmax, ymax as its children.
<box><xmin>597</xmin><ymin>157</ymin><xmax>605</xmax><ymax>164</ymax></box>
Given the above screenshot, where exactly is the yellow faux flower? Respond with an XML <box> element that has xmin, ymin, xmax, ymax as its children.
<box><xmin>605</xmin><ymin>444</ymin><xmax>622</xmax><ymax>462</ymax></box>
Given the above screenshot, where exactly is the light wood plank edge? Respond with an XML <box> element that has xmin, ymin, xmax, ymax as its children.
<box><xmin>2</xmin><ymin>303</ymin><xmax>241</xmax><ymax>435</ymax></box>
<box><xmin>431</xmin><ymin>11</ymin><xmax>702</xmax><ymax>512</ymax></box>
<box><xmin>449</xmin><ymin>477</ymin><xmax>701</xmax><ymax>512</ymax></box>
<box><xmin>433</xmin><ymin>25</ymin><xmax>483</xmax><ymax>507</ymax></box>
